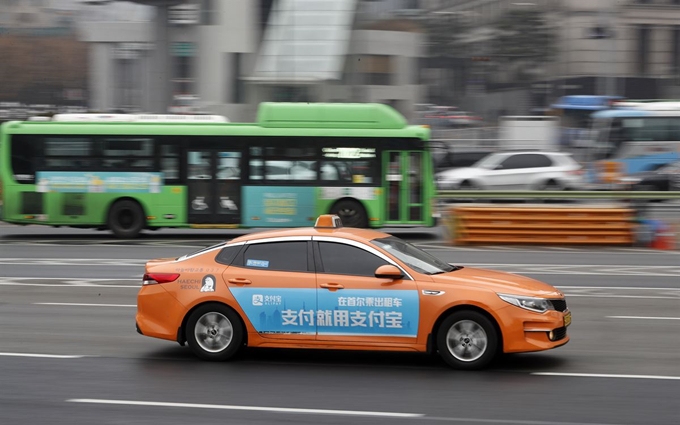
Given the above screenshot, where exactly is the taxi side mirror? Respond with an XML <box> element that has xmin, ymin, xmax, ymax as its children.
<box><xmin>375</xmin><ymin>265</ymin><xmax>403</xmax><ymax>279</ymax></box>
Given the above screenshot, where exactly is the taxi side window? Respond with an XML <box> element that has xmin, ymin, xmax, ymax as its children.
<box><xmin>317</xmin><ymin>242</ymin><xmax>388</xmax><ymax>277</ymax></box>
<box><xmin>215</xmin><ymin>245</ymin><xmax>243</xmax><ymax>265</ymax></box>
<box><xmin>238</xmin><ymin>242</ymin><xmax>309</xmax><ymax>272</ymax></box>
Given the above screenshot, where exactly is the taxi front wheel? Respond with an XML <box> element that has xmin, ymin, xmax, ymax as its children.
<box><xmin>186</xmin><ymin>303</ymin><xmax>244</xmax><ymax>361</ymax></box>
<box><xmin>437</xmin><ymin>311</ymin><xmax>499</xmax><ymax>370</ymax></box>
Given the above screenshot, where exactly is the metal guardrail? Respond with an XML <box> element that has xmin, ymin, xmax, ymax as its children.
<box><xmin>437</xmin><ymin>191</ymin><xmax>680</xmax><ymax>200</ymax></box>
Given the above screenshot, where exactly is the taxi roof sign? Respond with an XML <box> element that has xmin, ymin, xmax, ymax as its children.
<box><xmin>314</xmin><ymin>214</ymin><xmax>343</xmax><ymax>229</ymax></box>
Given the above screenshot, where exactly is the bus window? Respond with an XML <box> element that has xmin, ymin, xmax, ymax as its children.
<box><xmin>10</xmin><ymin>136</ymin><xmax>39</xmax><ymax>183</ymax></box>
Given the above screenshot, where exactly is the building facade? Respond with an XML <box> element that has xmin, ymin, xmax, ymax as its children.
<box><xmin>80</xmin><ymin>0</ymin><xmax>425</xmax><ymax>122</ymax></box>
<box><xmin>417</xmin><ymin>0</ymin><xmax>680</xmax><ymax>117</ymax></box>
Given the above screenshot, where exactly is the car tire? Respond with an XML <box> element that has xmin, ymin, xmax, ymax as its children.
<box><xmin>330</xmin><ymin>199</ymin><xmax>368</xmax><ymax>228</ymax></box>
<box><xmin>186</xmin><ymin>303</ymin><xmax>244</xmax><ymax>362</ymax></box>
<box><xmin>437</xmin><ymin>310</ymin><xmax>499</xmax><ymax>370</ymax></box>
<box><xmin>107</xmin><ymin>199</ymin><xmax>145</xmax><ymax>239</ymax></box>
<box><xmin>460</xmin><ymin>180</ymin><xmax>478</xmax><ymax>190</ymax></box>
<box><xmin>539</xmin><ymin>180</ymin><xmax>563</xmax><ymax>191</ymax></box>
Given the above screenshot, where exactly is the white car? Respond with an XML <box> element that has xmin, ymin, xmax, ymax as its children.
<box><xmin>436</xmin><ymin>151</ymin><xmax>584</xmax><ymax>190</ymax></box>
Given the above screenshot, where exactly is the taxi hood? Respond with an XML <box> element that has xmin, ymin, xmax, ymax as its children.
<box><xmin>431</xmin><ymin>267</ymin><xmax>562</xmax><ymax>297</ymax></box>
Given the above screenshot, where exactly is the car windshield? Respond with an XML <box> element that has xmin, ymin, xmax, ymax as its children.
<box><xmin>471</xmin><ymin>154</ymin><xmax>501</xmax><ymax>169</ymax></box>
<box><xmin>371</xmin><ymin>236</ymin><xmax>458</xmax><ymax>275</ymax></box>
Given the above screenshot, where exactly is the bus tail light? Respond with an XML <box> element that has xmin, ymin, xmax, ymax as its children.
<box><xmin>143</xmin><ymin>273</ymin><xmax>180</xmax><ymax>285</ymax></box>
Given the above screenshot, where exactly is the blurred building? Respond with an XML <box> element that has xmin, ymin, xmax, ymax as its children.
<box><xmin>79</xmin><ymin>0</ymin><xmax>425</xmax><ymax>121</ymax></box>
<box><xmin>0</xmin><ymin>0</ymin><xmax>77</xmax><ymax>34</ymax></box>
<box><xmin>418</xmin><ymin>0</ymin><xmax>680</xmax><ymax>118</ymax></box>
<box><xmin>0</xmin><ymin>0</ymin><xmax>88</xmax><ymax>106</ymax></box>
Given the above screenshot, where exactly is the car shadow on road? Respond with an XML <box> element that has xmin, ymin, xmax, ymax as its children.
<box><xmin>136</xmin><ymin>345</ymin><xmax>569</xmax><ymax>373</ymax></box>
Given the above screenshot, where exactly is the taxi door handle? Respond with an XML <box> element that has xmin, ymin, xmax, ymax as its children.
<box><xmin>228</xmin><ymin>278</ymin><xmax>252</xmax><ymax>285</ymax></box>
<box><xmin>320</xmin><ymin>283</ymin><xmax>344</xmax><ymax>290</ymax></box>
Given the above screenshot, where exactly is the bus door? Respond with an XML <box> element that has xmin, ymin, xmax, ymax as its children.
<box><xmin>384</xmin><ymin>151</ymin><xmax>427</xmax><ymax>225</ymax></box>
<box><xmin>187</xmin><ymin>150</ymin><xmax>242</xmax><ymax>225</ymax></box>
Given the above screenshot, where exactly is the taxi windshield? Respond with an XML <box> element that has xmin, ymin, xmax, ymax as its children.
<box><xmin>371</xmin><ymin>236</ymin><xmax>457</xmax><ymax>275</ymax></box>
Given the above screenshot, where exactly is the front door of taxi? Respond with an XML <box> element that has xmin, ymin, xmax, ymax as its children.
<box><xmin>187</xmin><ymin>150</ymin><xmax>242</xmax><ymax>225</ymax></box>
<box><xmin>222</xmin><ymin>239</ymin><xmax>317</xmax><ymax>341</ymax></box>
<box><xmin>313</xmin><ymin>238</ymin><xmax>420</xmax><ymax>344</ymax></box>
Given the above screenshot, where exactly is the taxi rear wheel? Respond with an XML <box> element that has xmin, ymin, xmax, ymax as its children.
<box><xmin>437</xmin><ymin>311</ymin><xmax>498</xmax><ymax>370</ymax></box>
<box><xmin>186</xmin><ymin>304</ymin><xmax>244</xmax><ymax>361</ymax></box>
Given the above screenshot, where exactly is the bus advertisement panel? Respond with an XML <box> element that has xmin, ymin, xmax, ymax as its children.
<box><xmin>0</xmin><ymin>103</ymin><xmax>434</xmax><ymax>238</ymax></box>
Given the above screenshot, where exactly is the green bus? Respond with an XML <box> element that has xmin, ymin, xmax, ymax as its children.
<box><xmin>0</xmin><ymin>102</ymin><xmax>435</xmax><ymax>238</ymax></box>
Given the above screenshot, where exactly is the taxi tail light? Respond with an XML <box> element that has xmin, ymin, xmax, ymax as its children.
<box><xmin>143</xmin><ymin>273</ymin><xmax>180</xmax><ymax>285</ymax></box>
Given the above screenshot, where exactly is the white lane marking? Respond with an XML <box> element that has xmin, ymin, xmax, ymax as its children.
<box><xmin>457</xmin><ymin>263</ymin><xmax>680</xmax><ymax>277</ymax></box>
<box><xmin>0</xmin><ymin>283</ymin><xmax>140</xmax><ymax>288</ymax></box>
<box><xmin>533</xmin><ymin>372</ymin><xmax>680</xmax><ymax>381</ymax></box>
<box><xmin>0</xmin><ymin>352</ymin><xmax>84</xmax><ymax>359</ymax></box>
<box><xmin>34</xmin><ymin>303</ymin><xmax>136</xmax><ymax>308</ymax></box>
<box><xmin>1</xmin><ymin>277</ymin><xmax>139</xmax><ymax>281</ymax></box>
<box><xmin>557</xmin><ymin>286</ymin><xmax>679</xmax><ymax>290</ymax></box>
<box><xmin>422</xmin><ymin>417</ymin><xmax>623</xmax><ymax>425</ymax></box>
<box><xmin>66</xmin><ymin>399</ymin><xmax>424</xmax><ymax>418</ymax></box>
<box><xmin>0</xmin><ymin>258</ymin><xmax>145</xmax><ymax>266</ymax></box>
<box><xmin>424</xmin><ymin>245</ymin><xmax>680</xmax><ymax>255</ymax></box>
<box><xmin>607</xmin><ymin>316</ymin><xmax>680</xmax><ymax>321</ymax></box>
<box><xmin>563</xmin><ymin>295</ymin><xmax>675</xmax><ymax>300</ymax></box>
<box><xmin>0</xmin><ymin>277</ymin><xmax>139</xmax><ymax>288</ymax></box>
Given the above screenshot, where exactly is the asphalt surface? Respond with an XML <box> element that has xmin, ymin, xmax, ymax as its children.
<box><xmin>1</xmin><ymin>223</ymin><xmax>679</xmax><ymax>425</ymax></box>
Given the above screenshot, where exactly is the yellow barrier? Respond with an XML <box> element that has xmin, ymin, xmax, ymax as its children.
<box><xmin>445</xmin><ymin>204</ymin><xmax>636</xmax><ymax>245</ymax></box>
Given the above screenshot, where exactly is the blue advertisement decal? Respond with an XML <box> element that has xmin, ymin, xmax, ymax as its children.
<box><xmin>242</xmin><ymin>186</ymin><xmax>315</xmax><ymax>227</ymax></box>
<box><xmin>317</xmin><ymin>289</ymin><xmax>419</xmax><ymax>337</ymax></box>
<box><xmin>36</xmin><ymin>172</ymin><xmax>163</xmax><ymax>193</ymax></box>
<box><xmin>246</xmin><ymin>259</ymin><xmax>270</xmax><ymax>268</ymax></box>
<box><xmin>230</xmin><ymin>288</ymin><xmax>317</xmax><ymax>334</ymax></box>
<box><xmin>231</xmin><ymin>287</ymin><xmax>419</xmax><ymax>337</ymax></box>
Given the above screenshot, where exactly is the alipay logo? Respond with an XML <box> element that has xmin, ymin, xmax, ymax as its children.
<box><xmin>252</xmin><ymin>294</ymin><xmax>263</xmax><ymax>306</ymax></box>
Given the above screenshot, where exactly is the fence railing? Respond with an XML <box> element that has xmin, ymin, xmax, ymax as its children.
<box><xmin>437</xmin><ymin>190</ymin><xmax>680</xmax><ymax>200</ymax></box>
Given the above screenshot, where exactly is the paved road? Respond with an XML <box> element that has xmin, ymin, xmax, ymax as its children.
<box><xmin>1</xmin><ymin>225</ymin><xmax>679</xmax><ymax>425</ymax></box>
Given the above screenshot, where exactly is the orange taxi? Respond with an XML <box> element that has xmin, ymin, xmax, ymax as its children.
<box><xmin>136</xmin><ymin>215</ymin><xmax>570</xmax><ymax>369</ymax></box>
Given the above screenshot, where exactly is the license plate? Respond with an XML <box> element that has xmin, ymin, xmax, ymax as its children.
<box><xmin>564</xmin><ymin>311</ymin><xmax>572</xmax><ymax>327</ymax></box>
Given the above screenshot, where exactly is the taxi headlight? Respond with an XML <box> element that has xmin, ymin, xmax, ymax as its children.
<box><xmin>498</xmin><ymin>293</ymin><xmax>554</xmax><ymax>313</ymax></box>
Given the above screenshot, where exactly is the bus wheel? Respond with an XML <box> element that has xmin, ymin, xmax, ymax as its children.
<box><xmin>331</xmin><ymin>200</ymin><xmax>368</xmax><ymax>228</ymax></box>
<box><xmin>108</xmin><ymin>199</ymin><xmax>145</xmax><ymax>238</ymax></box>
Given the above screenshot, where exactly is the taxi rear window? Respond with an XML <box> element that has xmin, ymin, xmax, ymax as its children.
<box><xmin>215</xmin><ymin>245</ymin><xmax>243</xmax><ymax>265</ymax></box>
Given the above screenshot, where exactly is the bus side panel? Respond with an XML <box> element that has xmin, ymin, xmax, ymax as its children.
<box><xmin>96</xmin><ymin>186</ymin><xmax>186</xmax><ymax>229</ymax></box>
<box><xmin>1</xmin><ymin>185</ymin><xmax>186</xmax><ymax>229</ymax></box>
<box><xmin>241</xmin><ymin>186</ymin><xmax>317</xmax><ymax>228</ymax></box>
<box><xmin>315</xmin><ymin>187</ymin><xmax>383</xmax><ymax>227</ymax></box>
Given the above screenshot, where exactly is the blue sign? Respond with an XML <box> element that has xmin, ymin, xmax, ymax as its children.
<box><xmin>551</xmin><ymin>95</ymin><xmax>623</xmax><ymax>111</ymax></box>
<box><xmin>36</xmin><ymin>172</ymin><xmax>163</xmax><ymax>194</ymax></box>
<box><xmin>230</xmin><ymin>288</ymin><xmax>317</xmax><ymax>335</ymax></box>
<box><xmin>243</xmin><ymin>186</ymin><xmax>316</xmax><ymax>227</ymax></box>
<box><xmin>230</xmin><ymin>287</ymin><xmax>419</xmax><ymax>337</ymax></box>
<box><xmin>317</xmin><ymin>289</ymin><xmax>419</xmax><ymax>337</ymax></box>
<box><xmin>246</xmin><ymin>259</ymin><xmax>270</xmax><ymax>268</ymax></box>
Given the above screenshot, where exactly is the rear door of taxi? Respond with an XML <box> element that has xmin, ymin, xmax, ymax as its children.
<box><xmin>222</xmin><ymin>236</ymin><xmax>317</xmax><ymax>341</ymax></box>
<box><xmin>312</xmin><ymin>236</ymin><xmax>420</xmax><ymax>344</ymax></box>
